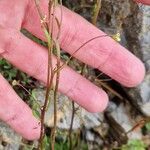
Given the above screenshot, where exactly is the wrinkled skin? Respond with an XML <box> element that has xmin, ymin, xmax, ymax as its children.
<box><xmin>0</xmin><ymin>0</ymin><xmax>149</xmax><ymax>140</ymax></box>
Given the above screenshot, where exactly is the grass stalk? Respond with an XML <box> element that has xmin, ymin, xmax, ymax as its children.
<box><xmin>34</xmin><ymin>0</ymin><xmax>55</xmax><ymax>149</ymax></box>
<box><xmin>51</xmin><ymin>40</ymin><xmax>61</xmax><ymax>150</ymax></box>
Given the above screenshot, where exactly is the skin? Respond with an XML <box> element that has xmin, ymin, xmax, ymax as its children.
<box><xmin>0</xmin><ymin>0</ymin><xmax>149</xmax><ymax>140</ymax></box>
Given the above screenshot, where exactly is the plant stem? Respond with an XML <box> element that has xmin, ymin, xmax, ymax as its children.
<box><xmin>50</xmin><ymin>1</ymin><xmax>62</xmax><ymax>149</ymax></box>
<box><xmin>51</xmin><ymin>41</ymin><xmax>61</xmax><ymax>150</ymax></box>
<box><xmin>34</xmin><ymin>1</ymin><xmax>55</xmax><ymax>149</ymax></box>
<box><xmin>92</xmin><ymin>0</ymin><xmax>101</xmax><ymax>25</ymax></box>
<box><xmin>55</xmin><ymin>34</ymin><xmax>108</xmax><ymax>73</ymax></box>
<box><xmin>68</xmin><ymin>101</ymin><xmax>75</xmax><ymax>150</ymax></box>
<box><xmin>68</xmin><ymin>2</ymin><xmax>102</xmax><ymax>149</ymax></box>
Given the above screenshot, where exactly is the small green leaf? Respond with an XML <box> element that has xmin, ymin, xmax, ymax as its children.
<box><xmin>145</xmin><ymin>122</ymin><xmax>150</xmax><ymax>131</ymax></box>
<box><xmin>32</xmin><ymin>109</ymin><xmax>41</xmax><ymax>119</ymax></box>
<box><xmin>121</xmin><ymin>139</ymin><xmax>147</xmax><ymax>150</ymax></box>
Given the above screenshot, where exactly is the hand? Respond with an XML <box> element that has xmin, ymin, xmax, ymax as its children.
<box><xmin>0</xmin><ymin>0</ymin><xmax>149</xmax><ymax>140</ymax></box>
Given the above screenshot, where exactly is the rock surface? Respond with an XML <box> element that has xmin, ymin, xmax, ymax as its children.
<box><xmin>33</xmin><ymin>89</ymin><xmax>104</xmax><ymax>129</ymax></box>
<box><xmin>0</xmin><ymin>122</ymin><xmax>21</xmax><ymax>150</ymax></box>
<box><xmin>124</xmin><ymin>4</ymin><xmax>150</xmax><ymax>116</ymax></box>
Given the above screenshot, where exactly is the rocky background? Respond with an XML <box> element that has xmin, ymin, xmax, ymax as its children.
<box><xmin>0</xmin><ymin>0</ymin><xmax>150</xmax><ymax>149</ymax></box>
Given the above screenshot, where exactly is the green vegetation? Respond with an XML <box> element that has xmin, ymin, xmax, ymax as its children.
<box><xmin>121</xmin><ymin>140</ymin><xmax>147</xmax><ymax>150</ymax></box>
<box><xmin>145</xmin><ymin>122</ymin><xmax>150</xmax><ymax>132</ymax></box>
<box><xmin>0</xmin><ymin>58</ymin><xmax>34</xmax><ymax>100</ymax></box>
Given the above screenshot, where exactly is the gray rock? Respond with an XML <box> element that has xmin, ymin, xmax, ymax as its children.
<box><xmin>85</xmin><ymin>130</ymin><xmax>95</xmax><ymax>142</ymax></box>
<box><xmin>139</xmin><ymin>6</ymin><xmax>150</xmax><ymax>71</ymax></box>
<box><xmin>127</xmin><ymin>73</ymin><xmax>150</xmax><ymax>116</ymax></box>
<box><xmin>123</xmin><ymin>5</ymin><xmax>150</xmax><ymax>116</ymax></box>
<box><xmin>0</xmin><ymin>122</ymin><xmax>21</xmax><ymax>150</ymax></box>
<box><xmin>109</xmin><ymin>103</ymin><xmax>142</xmax><ymax>140</ymax></box>
<box><xmin>33</xmin><ymin>89</ymin><xmax>104</xmax><ymax>130</ymax></box>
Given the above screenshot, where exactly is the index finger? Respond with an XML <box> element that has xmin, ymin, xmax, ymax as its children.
<box><xmin>22</xmin><ymin>1</ymin><xmax>145</xmax><ymax>87</ymax></box>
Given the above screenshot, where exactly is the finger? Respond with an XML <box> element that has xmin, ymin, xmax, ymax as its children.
<box><xmin>0</xmin><ymin>28</ymin><xmax>108</xmax><ymax>113</ymax></box>
<box><xmin>135</xmin><ymin>0</ymin><xmax>150</xmax><ymax>5</ymax></box>
<box><xmin>0</xmin><ymin>74</ymin><xmax>40</xmax><ymax>140</ymax></box>
<box><xmin>0</xmin><ymin>0</ymin><xmax>28</xmax><ymax>29</ymax></box>
<box><xmin>22</xmin><ymin>1</ymin><xmax>145</xmax><ymax>87</ymax></box>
